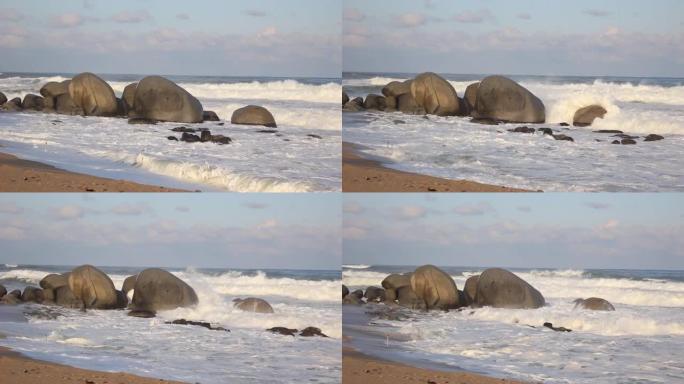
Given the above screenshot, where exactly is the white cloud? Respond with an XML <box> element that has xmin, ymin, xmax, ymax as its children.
<box><xmin>395</xmin><ymin>12</ymin><xmax>427</xmax><ymax>28</ymax></box>
<box><xmin>396</xmin><ymin>205</ymin><xmax>427</xmax><ymax>220</ymax></box>
<box><xmin>111</xmin><ymin>203</ymin><xmax>150</xmax><ymax>216</ymax></box>
<box><xmin>343</xmin><ymin>202</ymin><xmax>363</xmax><ymax>214</ymax></box>
<box><xmin>343</xmin><ymin>226</ymin><xmax>367</xmax><ymax>239</ymax></box>
<box><xmin>111</xmin><ymin>10</ymin><xmax>152</xmax><ymax>24</ymax></box>
<box><xmin>51</xmin><ymin>205</ymin><xmax>85</xmax><ymax>220</ymax></box>
<box><xmin>50</xmin><ymin>13</ymin><xmax>86</xmax><ymax>28</ymax></box>
<box><xmin>256</xmin><ymin>218</ymin><xmax>278</xmax><ymax>230</ymax></box>
<box><xmin>453</xmin><ymin>202</ymin><xmax>494</xmax><ymax>216</ymax></box>
<box><xmin>453</xmin><ymin>9</ymin><xmax>494</xmax><ymax>24</ymax></box>
<box><xmin>0</xmin><ymin>226</ymin><xmax>26</xmax><ymax>240</ymax></box>
<box><xmin>343</xmin><ymin>8</ymin><xmax>365</xmax><ymax>22</ymax></box>
<box><xmin>0</xmin><ymin>202</ymin><xmax>24</xmax><ymax>214</ymax></box>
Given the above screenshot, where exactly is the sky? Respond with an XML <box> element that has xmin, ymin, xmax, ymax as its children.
<box><xmin>343</xmin><ymin>193</ymin><xmax>684</xmax><ymax>270</ymax></box>
<box><xmin>0</xmin><ymin>0</ymin><xmax>341</xmax><ymax>78</ymax></box>
<box><xmin>343</xmin><ymin>0</ymin><xmax>684</xmax><ymax>77</ymax></box>
<box><xmin>0</xmin><ymin>194</ymin><xmax>340</xmax><ymax>270</ymax></box>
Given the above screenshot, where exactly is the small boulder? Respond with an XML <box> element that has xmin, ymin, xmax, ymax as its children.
<box><xmin>167</xmin><ymin>319</ymin><xmax>228</xmax><ymax>332</ymax></box>
<box><xmin>128</xmin><ymin>310</ymin><xmax>156</xmax><ymax>318</ymax></box>
<box><xmin>181</xmin><ymin>132</ymin><xmax>201</xmax><ymax>142</ymax></box>
<box><xmin>342</xmin><ymin>285</ymin><xmax>349</xmax><ymax>299</ymax></box>
<box><xmin>68</xmin><ymin>265</ymin><xmax>119</xmax><ymax>309</ymax></box>
<box><xmin>573</xmin><ymin>105</ymin><xmax>607</xmax><ymax>127</ymax></box>
<box><xmin>538</xmin><ymin>127</ymin><xmax>554</xmax><ymax>136</ymax></box>
<box><xmin>22</xmin><ymin>94</ymin><xmax>45</xmax><ymax>111</ymax></box>
<box><xmin>621</xmin><ymin>139</ymin><xmax>637</xmax><ymax>145</ymax></box>
<box><xmin>202</xmin><ymin>110</ymin><xmax>220</xmax><ymax>122</ymax></box>
<box><xmin>1</xmin><ymin>97</ymin><xmax>22</xmax><ymax>111</ymax></box>
<box><xmin>342</xmin><ymin>91</ymin><xmax>350</xmax><ymax>105</ymax></box>
<box><xmin>210</xmin><ymin>135</ymin><xmax>232</xmax><ymax>145</ymax></box>
<box><xmin>131</xmin><ymin>268</ymin><xmax>198</xmax><ymax>312</ymax></box>
<box><xmin>128</xmin><ymin>117</ymin><xmax>157</xmax><ymax>125</ymax></box>
<box><xmin>410</xmin><ymin>265</ymin><xmax>460</xmax><ymax>310</ymax></box>
<box><xmin>115</xmin><ymin>290</ymin><xmax>128</xmax><ymax>309</ymax></box>
<box><xmin>475</xmin><ymin>268</ymin><xmax>545</xmax><ymax>309</ymax></box>
<box><xmin>544</xmin><ymin>322</ymin><xmax>572</xmax><ymax>332</ymax></box>
<box><xmin>364</xmin><ymin>286</ymin><xmax>386</xmax><ymax>302</ymax></box>
<box><xmin>233</xmin><ymin>297</ymin><xmax>274</xmax><ymax>313</ymax></box>
<box><xmin>21</xmin><ymin>286</ymin><xmax>44</xmax><ymax>303</ymax></box>
<box><xmin>410</xmin><ymin>72</ymin><xmax>461</xmax><ymax>116</ymax></box>
<box><xmin>382</xmin><ymin>273</ymin><xmax>412</xmax><ymax>302</ymax></box>
<box><xmin>343</xmin><ymin>294</ymin><xmax>363</xmax><ymax>305</ymax></box>
<box><xmin>1</xmin><ymin>294</ymin><xmax>20</xmax><ymax>305</ymax></box>
<box><xmin>475</xmin><ymin>75</ymin><xmax>545</xmax><ymax>123</ymax></box>
<box><xmin>0</xmin><ymin>284</ymin><xmax>6</xmax><ymax>298</ymax></box>
<box><xmin>68</xmin><ymin>72</ymin><xmax>118</xmax><ymax>116</ymax></box>
<box><xmin>0</xmin><ymin>91</ymin><xmax>7</xmax><ymax>105</ymax></box>
<box><xmin>40</xmin><ymin>274</ymin><xmax>70</xmax><ymax>291</ymax></box>
<box><xmin>509</xmin><ymin>126</ymin><xmax>535</xmax><ymax>133</ymax></box>
<box><xmin>343</xmin><ymin>97</ymin><xmax>364</xmax><ymax>112</ymax></box>
<box><xmin>382</xmin><ymin>80</ymin><xmax>412</xmax><ymax>98</ymax></box>
<box><xmin>573</xmin><ymin>297</ymin><xmax>615</xmax><ymax>311</ymax></box>
<box><xmin>268</xmin><ymin>327</ymin><xmax>298</xmax><ymax>336</ymax></box>
<box><xmin>40</xmin><ymin>80</ymin><xmax>70</xmax><ymax>110</ymax></box>
<box><xmin>464</xmin><ymin>82</ymin><xmax>480</xmax><ymax>112</ymax></box>
<box><xmin>121</xmin><ymin>82</ymin><xmax>138</xmax><ymax>114</ymax></box>
<box><xmin>133</xmin><ymin>76</ymin><xmax>203</xmax><ymax>123</ymax></box>
<box><xmin>122</xmin><ymin>275</ymin><xmax>137</xmax><ymax>296</ymax></box>
<box><xmin>231</xmin><ymin>105</ymin><xmax>277</xmax><ymax>128</ymax></box>
<box><xmin>300</xmin><ymin>327</ymin><xmax>328</xmax><ymax>337</ymax></box>
<box><xmin>463</xmin><ymin>275</ymin><xmax>479</xmax><ymax>305</ymax></box>
<box><xmin>644</xmin><ymin>134</ymin><xmax>664</xmax><ymax>142</ymax></box>
<box><xmin>553</xmin><ymin>134</ymin><xmax>574</xmax><ymax>142</ymax></box>
<box><xmin>363</xmin><ymin>94</ymin><xmax>386</xmax><ymax>110</ymax></box>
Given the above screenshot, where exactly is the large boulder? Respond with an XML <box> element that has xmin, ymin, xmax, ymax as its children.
<box><xmin>396</xmin><ymin>93</ymin><xmax>425</xmax><ymax>115</ymax></box>
<box><xmin>231</xmin><ymin>105</ymin><xmax>277</xmax><ymax>128</ymax></box>
<box><xmin>133</xmin><ymin>76</ymin><xmax>203</xmax><ymax>123</ymax></box>
<box><xmin>364</xmin><ymin>286</ymin><xmax>386</xmax><ymax>302</ymax></box>
<box><xmin>40</xmin><ymin>273</ymin><xmax>70</xmax><ymax>291</ymax></box>
<box><xmin>21</xmin><ymin>286</ymin><xmax>44</xmax><ymax>303</ymax></box>
<box><xmin>464</xmin><ymin>82</ymin><xmax>479</xmax><ymax>112</ymax></box>
<box><xmin>131</xmin><ymin>268</ymin><xmax>198</xmax><ymax>312</ymax></box>
<box><xmin>1</xmin><ymin>294</ymin><xmax>20</xmax><ymax>305</ymax></box>
<box><xmin>68</xmin><ymin>72</ymin><xmax>118</xmax><ymax>116</ymax></box>
<box><xmin>382</xmin><ymin>273</ymin><xmax>412</xmax><ymax>301</ymax></box>
<box><xmin>573</xmin><ymin>297</ymin><xmax>615</xmax><ymax>311</ymax></box>
<box><xmin>68</xmin><ymin>265</ymin><xmax>119</xmax><ymax>309</ymax></box>
<box><xmin>54</xmin><ymin>93</ymin><xmax>84</xmax><ymax>115</ymax></box>
<box><xmin>363</xmin><ymin>94</ymin><xmax>386</xmax><ymax>110</ymax></box>
<box><xmin>475</xmin><ymin>76</ymin><xmax>545</xmax><ymax>123</ymax></box>
<box><xmin>475</xmin><ymin>268</ymin><xmax>545</xmax><ymax>309</ymax></box>
<box><xmin>22</xmin><ymin>94</ymin><xmax>45</xmax><ymax>111</ymax></box>
<box><xmin>233</xmin><ymin>297</ymin><xmax>274</xmax><ymax>313</ymax></box>
<box><xmin>54</xmin><ymin>286</ymin><xmax>81</xmax><ymax>308</ymax></box>
<box><xmin>410</xmin><ymin>72</ymin><xmax>461</xmax><ymax>116</ymax></box>
<box><xmin>463</xmin><ymin>275</ymin><xmax>479</xmax><ymax>305</ymax></box>
<box><xmin>573</xmin><ymin>105</ymin><xmax>607</xmax><ymax>127</ymax></box>
<box><xmin>410</xmin><ymin>265</ymin><xmax>460</xmax><ymax>310</ymax></box>
<box><xmin>121</xmin><ymin>82</ymin><xmax>138</xmax><ymax>115</ymax></box>
<box><xmin>122</xmin><ymin>274</ymin><xmax>137</xmax><ymax>296</ymax></box>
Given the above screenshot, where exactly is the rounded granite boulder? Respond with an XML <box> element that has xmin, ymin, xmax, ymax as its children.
<box><xmin>68</xmin><ymin>265</ymin><xmax>119</xmax><ymax>309</ymax></box>
<box><xmin>68</xmin><ymin>72</ymin><xmax>118</xmax><ymax>116</ymax></box>
<box><xmin>410</xmin><ymin>265</ymin><xmax>460</xmax><ymax>310</ymax></box>
<box><xmin>133</xmin><ymin>76</ymin><xmax>203</xmax><ymax>123</ymax></box>
<box><xmin>410</xmin><ymin>72</ymin><xmax>461</xmax><ymax>116</ymax></box>
<box><xmin>475</xmin><ymin>75</ymin><xmax>545</xmax><ymax>123</ymax></box>
<box><xmin>131</xmin><ymin>268</ymin><xmax>198</xmax><ymax>312</ymax></box>
<box><xmin>231</xmin><ymin>105</ymin><xmax>277</xmax><ymax>128</ymax></box>
<box><xmin>475</xmin><ymin>268</ymin><xmax>545</xmax><ymax>309</ymax></box>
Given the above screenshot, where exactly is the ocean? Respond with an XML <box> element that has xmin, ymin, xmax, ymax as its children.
<box><xmin>0</xmin><ymin>72</ymin><xmax>341</xmax><ymax>192</ymax></box>
<box><xmin>343</xmin><ymin>72</ymin><xmax>684</xmax><ymax>192</ymax></box>
<box><xmin>343</xmin><ymin>265</ymin><xmax>684</xmax><ymax>384</ymax></box>
<box><xmin>0</xmin><ymin>264</ymin><xmax>341</xmax><ymax>383</ymax></box>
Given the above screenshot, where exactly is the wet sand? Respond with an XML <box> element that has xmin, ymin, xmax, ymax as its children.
<box><xmin>0</xmin><ymin>152</ymin><xmax>187</xmax><ymax>192</ymax></box>
<box><xmin>343</xmin><ymin>347</ymin><xmax>527</xmax><ymax>384</ymax></box>
<box><xmin>0</xmin><ymin>346</ymin><xmax>186</xmax><ymax>384</ymax></box>
<box><xmin>342</xmin><ymin>142</ymin><xmax>531</xmax><ymax>192</ymax></box>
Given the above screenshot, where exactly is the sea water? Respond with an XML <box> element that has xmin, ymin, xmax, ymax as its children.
<box><xmin>343</xmin><ymin>73</ymin><xmax>684</xmax><ymax>192</ymax></box>
<box><xmin>0</xmin><ymin>72</ymin><xmax>341</xmax><ymax>192</ymax></box>
<box><xmin>343</xmin><ymin>265</ymin><xmax>684</xmax><ymax>384</ymax></box>
<box><xmin>0</xmin><ymin>264</ymin><xmax>341</xmax><ymax>383</ymax></box>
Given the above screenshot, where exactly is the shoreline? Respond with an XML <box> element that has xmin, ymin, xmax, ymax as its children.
<box><xmin>0</xmin><ymin>151</ymin><xmax>189</xmax><ymax>192</ymax></box>
<box><xmin>342</xmin><ymin>142</ymin><xmax>532</xmax><ymax>192</ymax></box>
<box><xmin>343</xmin><ymin>346</ymin><xmax>527</xmax><ymax>384</ymax></box>
<box><xmin>0</xmin><ymin>346</ymin><xmax>186</xmax><ymax>384</ymax></box>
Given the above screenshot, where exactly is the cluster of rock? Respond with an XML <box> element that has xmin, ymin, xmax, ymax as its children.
<box><xmin>167</xmin><ymin>126</ymin><xmax>232</xmax><ymax>144</ymax></box>
<box><xmin>0</xmin><ymin>73</ymin><xmax>276</xmax><ymax>128</ymax></box>
<box><xmin>267</xmin><ymin>326</ymin><xmax>328</xmax><ymax>337</ymax></box>
<box><xmin>342</xmin><ymin>265</ymin><xmax>615</xmax><ymax>316</ymax></box>
<box><xmin>343</xmin><ymin>72</ymin><xmax>667</xmax><ymax>144</ymax></box>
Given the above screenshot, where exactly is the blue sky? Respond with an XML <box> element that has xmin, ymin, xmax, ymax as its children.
<box><xmin>0</xmin><ymin>0</ymin><xmax>340</xmax><ymax>77</ymax></box>
<box><xmin>0</xmin><ymin>194</ymin><xmax>340</xmax><ymax>269</ymax></box>
<box><xmin>344</xmin><ymin>0</ymin><xmax>684</xmax><ymax>77</ymax></box>
<box><xmin>344</xmin><ymin>194</ymin><xmax>684</xmax><ymax>270</ymax></box>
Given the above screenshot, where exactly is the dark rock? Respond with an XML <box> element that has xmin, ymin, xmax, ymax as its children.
<box><xmin>621</xmin><ymin>139</ymin><xmax>637</xmax><ymax>145</ymax></box>
<box><xmin>210</xmin><ymin>135</ymin><xmax>232</xmax><ymax>144</ymax></box>
<box><xmin>344</xmin><ymin>97</ymin><xmax>364</xmax><ymax>112</ymax></box>
<box><xmin>469</xmin><ymin>117</ymin><xmax>501</xmax><ymax>125</ymax></box>
<box><xmin>543</xmin><ymin>322</ymin><xmax>572</xmax><ymax>332</ymax></box>
<box><xmin>611</xmin><ymin>140</ymin><xmax>621</xmax><ymax>144</ymax></box>
<box><xmin>166</xmin><ymin>319</ymin><xmax>229</xmax><ymax>331</ymax></box>
<box><xmin>300</xmin><ymin>326</ymin><xmax>328</xmax><ymax>337</ymax></box>
<box><xmin>231</xmin><ymin>105</ymin><xmax>277</xmax><ymax>128</ymax></box>
<box><xmin>1</xmin><ymin>294</ymin><xmax>20</xmax><ymax>305</ymax></box>
<box><xmin>167</xmin><ymin>136</ymin><xmax>178</xmax><ymax>141</ymax></box>
<box><xmin>538</xmin><ymin>127</ymin><xmax>554</xmax><ymax>136</ymax></box>
<box><xmin>363</xmin><ymin>94</ymin><xmax>387</xmax><ymax>110</ymax></box>
<box><xmin>553</xmin><ymin>134</ymin><xmax>574</xmax><ymax>142</ymax></box>
<box><xmin>573</xmin><ymin>105</ymin><xmax>607</xmax><ymax>127</ymax></box>
<box><xmin>644</xmin><ymin>134</ymin><xmax>664</xmax><ymax>142</ymax></box>
<box><xmin>21</xmin><ymin>286</ymin><xmax>44</xmax><ymax>303</ymax></box>
<box><xmin>509</xmin><ymin>126</ymin><xmax>535</xmax><ymax>133</ymax></box>
<box><xmin>233</xmin><ymin>297</ymin><xmax>274</xmax><ymax>313</ymax></box>
<box><xmin>22</xmin><ymin>94</ymin><xmax>45</xmax><ymax>111</ymax></box>
<box><xmin>342</xmin><ymin>91</ymin><xmax>349</xmax><ymax>105</ymax></box>
<box><xmin>200</xmin><ymin>130</ymin><xmax>212</xmax><ymax>142</ymax></box>
<box><xmin>573</xmin><ymin>297</ymin><xmax>615</xmax><ymax>311</ymax></box>
<box><xmin>393</xmin><ymin>119</ymin><xmax>406</xmax><ymax>124</ymax></box>
<box><xmin>0</xmin><ymin>284</ymin><xmax>6</xmax><ymax>298</ymax></box>
<box><xmin>132</xmin><ymin>76</ymin><xmax>203</xmax><ymax>123</ymax></box>
<box><xmin>132</xmin><ymin>268</ymin><xmax>198</xmax><ymax>312</ymax></box>
<box><xmin>202</xmin><ymin>110</ymin><xmax>220</xmax><ymax>121</ymax></box>
<box><xmin>307</xmin><ymin>134</ymin><xmax>322</xmax><ymax>139</ymax></box>
<box><xmin>115</xmin><ymin>290</ymin><xmax>128</xmax><ymax>309</ymax></box>
<box><xmin>68</xmin><ymin>265</ymin><xmax>119</xmax><ymax>309</ymax></box>
<box><xmin>128</xmin><ymin>117</ymin><xmax>157</xmax><ymax>125</ymax></box>
<box><xmin>8</xmin><ymin>290</ymin><xmax>21</xmax><ymax>299</ymax></box>
<box><xmin>612</xmin><ymin>133</ymin><xmax>639</xmax><ymax>139</ymax></box>
<box><xmin>1</xmin><ymin>97</ymin><xmax>22</xmax><ymax>111</ymax></box>
<box><xmin>594</xmin><ymin>129</ymin><xmax>623</xmax><ymax>134</ymax></box>
<box><xmin>475</xmin><ymin>75</ymin><xmax>545</xmax><ymax>123</ymax></box>
<box><xmin>181</xmin><ymin>132</ymin><xmax>201</xmax><ymax>142</ymax></box>
<box><xmin>343</xmin><ymin>294</ymin><xmax>364</xmax><ymax>305</ymax></box>
<box><xmin>40</xmin><ymin>80</ymin><xmax>70</xmax><ymax>110</ymax></box>
<box><xmin>268</xmin><ymin>327</ymin><xmax>298</xmax><ymax>336</ymax></box>
<box><xmin>364</xmin><ymin>286</ymin><xmax>386</xmax><ymax>302</ymax></box>
<box><xmin>127</xmin><ymin>310</ymin><xmax>156</xmax><ymax>318</ymax></box>
<box><xmin>410</xmin><ymin>265</ymin><xmax>460</xmax><ymax>310</ymax></box>
<box><xmin>68</xmin><ymin>72</ymin><xmax>118</xmax><ymax>116</ymax></box>
<box><xmin>256</xmin><ymin>129</ymin><xmax>278</xmax><ymax>133</ymax></box>
<box><xmin>171</xmin><ymin>126</ymin><xmax>196</xmax><ymax>132</ymax></box>
<box><xmin>0</xmin><ymin>91</ymin><xmax>7</xmax><ymax>105</ymax></box>
<box><xmin>559</xmin><ymin>122</ymin><xmax>570</xmax><ymax>127</ymax></box>
<box><xmin>475</xmin><ymin>268</ymin><xmax>545</xmax><ymax>309</ymax></box>
<box><xmin>342</xmin><ymin>285</ymin><xmax>349</xmax><ymax>299</ymax></box>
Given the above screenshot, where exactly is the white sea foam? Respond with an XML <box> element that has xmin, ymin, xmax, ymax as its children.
<box><xmin>342</xmin><ymin>264</ymin><xmax>371</xmax><ymax>269</ymax></box>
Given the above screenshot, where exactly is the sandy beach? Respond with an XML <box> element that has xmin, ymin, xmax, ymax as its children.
<box><xmin>0</xmin><ymin>152</ymin><xmax>187</xmax><ymax>192</ymax></box>
<box><xmin>343</xmin><ymin>347</ymin><xmax>526</xmax><ymax>384</ymax></box>
<box><xmin>342</xmin><ymin>142</ymin><xmax>530</xmax><ymax>192</ymax></box>
<box><xmin>0</xmin><ymin>346</ymin><xmax>186</xmax><ymax>384</ymax></box>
